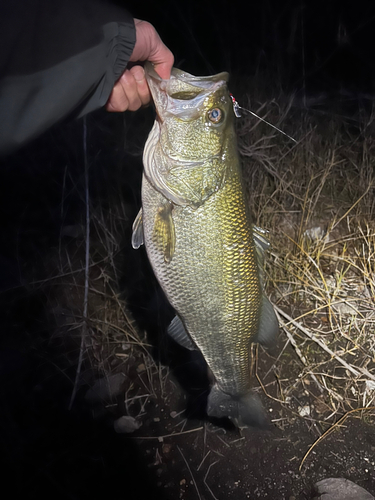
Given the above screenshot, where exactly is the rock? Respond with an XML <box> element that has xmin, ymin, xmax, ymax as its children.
<box><xmin>332</xmin><ymin>301</ymin><xmax>358</xmax><ymax>315</ymax></box>
<box><xmin>113</xmin><ymin>415</ymin><xmax>142</xmax><ymax>434</ymax></box>
<box><xmin>304</xmin><ymin>226</ymin><xmax>327</xmax><ymax>242</ymax></box>
<box><xmin>298</xmin><ymin>405</ymin><xmax>311</xmax><ymax>417</ymax></box>
<box><xmin>84</xmin><ymin>373</ymin><xmax>126</xmax><ymax>402</ymax></box>
<box><xmin>312</xmin><ymin>478</ymin><xmax>374</xmax><ymax>500</ymax></box>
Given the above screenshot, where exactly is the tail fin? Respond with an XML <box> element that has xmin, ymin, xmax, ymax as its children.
<box><xmin>207</xmin><ymin>384</ymin><xmax>269</xmax><ymax>428</ymax></box>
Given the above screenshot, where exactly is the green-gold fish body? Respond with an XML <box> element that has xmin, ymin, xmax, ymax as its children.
<box><xmin>132</xmin><ymin>63</ymin><xmax>278</xmax><ymax>427</ymax></box>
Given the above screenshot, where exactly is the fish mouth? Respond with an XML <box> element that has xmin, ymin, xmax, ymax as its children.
<box><xmin>145</xmin><ymin>62</ymin><xmax>229</xmax><ymax>122</ymax></box>
<box><xmin>143</xmin><ymin>63</ymin><xmax>228</xmax><ymax>205</ymax></box>
<box><xmin>145</xmin><ymin>62</ymin><xmax>229</xmax><ymax>88</ymax></box>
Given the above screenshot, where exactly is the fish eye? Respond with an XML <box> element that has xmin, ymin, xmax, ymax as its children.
<box><xmin>207</xmin><ymin>108</ymin><xmax>224</xmax><ymax>123</ymax></box>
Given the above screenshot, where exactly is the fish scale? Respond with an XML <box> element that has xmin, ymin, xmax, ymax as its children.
<box><xmin>143</xmin><ymin>166</ymin><xmax>259</xmax><ymax>394</ymax></box>
<box><xmin>132</xmin><ymin>63</ymin><xmax>278</xmax><ymax>426</ymax></box>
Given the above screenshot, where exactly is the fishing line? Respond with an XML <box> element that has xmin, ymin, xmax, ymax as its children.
<box><xmin>230</xmin><ymin>93</ymin><xmax>297</xmax><ymax>144</ymax></box>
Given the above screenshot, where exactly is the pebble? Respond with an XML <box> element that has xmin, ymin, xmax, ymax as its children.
<box><xmin>113</xmin><ymin>415</ymin><xmax>141</xmax><ymax>434</ymax></box>
<box><xmin>312</xmin><ymin>478</ymin><xmax>374</xmax><ymax>500</ymax></box>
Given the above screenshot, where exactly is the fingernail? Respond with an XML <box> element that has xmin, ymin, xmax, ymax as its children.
<box><xmin>132</xmin><ymin>66</ymin><xmax>146</xmax><ymax>83</ymax></box>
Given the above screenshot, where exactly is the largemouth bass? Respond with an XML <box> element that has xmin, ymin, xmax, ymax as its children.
<box><xmin>132</xmin><ymin>63</ymin><xmax>278</xmax><ymax>427</ymax></box>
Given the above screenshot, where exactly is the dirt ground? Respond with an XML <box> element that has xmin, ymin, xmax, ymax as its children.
<box><xmin>2</xmin><ymin>243</ymin><xmax>374</xmax><ymax>500</ymax></box>
<box><xmin>130</xmin><ymin>347</ymin><xmax>375</xmax><ymax>500</ymax></box>
<box><xmin>2</xmin><ymin>306</ymin><xmax>375</xmax><ymax>500</ymax></box>
<box><xmin>1</xmin><ymin>107</ymin><xmax>374</xmax><ymax>500</ymax></box>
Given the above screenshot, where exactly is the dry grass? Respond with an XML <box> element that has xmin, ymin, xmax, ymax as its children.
<box><xmin>38</xmin><ymin>85</ymin><xmax>375</xmax><ymax>432</ymax></box>
<box><xmin>55</xmin><ymin>199</ymin><xmax>162</xmax><ymax>412</ymax></box>
<box><xmin>237</xmin><ymin>85</ymin><xmax>375</xmax><ymax>425</ymax></box>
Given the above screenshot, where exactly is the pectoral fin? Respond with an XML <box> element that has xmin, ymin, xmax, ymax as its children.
<box><xmin>254</xmin><ymin>295</ymin><xmax>279</xmax><ymax>346</ymax></box>
<box><xmin>154</xmin><ymin>203</ymin><xmax>176</xmax><ymax>263</ymax></box>
<box><xmin>167</xmin><ymin>315</ymin><xmax>196</xmax><ymax>350</ymax></box>
<box><xmin>131</xmin><ymin>208</ymin><xmax>144</xmax><ymax>249</ymax></box>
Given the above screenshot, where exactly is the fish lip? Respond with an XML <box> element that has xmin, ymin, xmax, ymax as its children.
<box><xmin>168</xmin><ymin>158</ymin><xmax>203</xmax><ymax>167</ymax></box>
<box><xmin>145</xmin><ymin>62</ymin><xmax>229</xmax><ymax>123</ymax></box>
<box><xmin>161</xmin><ymin>151</ymin><xmax>222</xmax><ymax>167</ymax></box>
<box><xmin>168</xmin><ymin>155</ymin><xmax>219</xmax><ymax>168</ymax></box>
<box><xmin>144</xmin><ymin>62</ymin><xmax>229</xmax><ymax>86</ymax></box>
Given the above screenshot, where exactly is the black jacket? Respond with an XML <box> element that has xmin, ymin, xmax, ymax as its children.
<box><xmin>0</xmin><ymin>0</ymin><xmax>135</xmax><ymax>155</ymax></box>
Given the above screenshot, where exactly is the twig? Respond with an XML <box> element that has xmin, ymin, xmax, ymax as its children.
<box><xmin>274</xmin><ymin>305</ymin><xmax>375</xmax><ymax>382</ymax></box>
<box><xmin>330</xmin><ymin>183</ymin><xmax>373</xmax><ymax>232</ymax></box>
<box><xmin>204</xmin><ymin>460</ymin><xmax>220</xmax><ymax>500</ymax></box>
<box><xmin>214</xmin><ymin>433</ymin><xmax>231</xmax><ymax>448</ymax></box>
<box><xmin>177</xmin><ymin>445</ymin><xmax>202</xmax><ymax>500</ymax></box>
<box><xmin>263</xmin><ymin>337</ymin><xmax>291</xmax><ymax>379</ymax></box>
<box><xmin>69</xmin><ymin>116</ymin><xmax>90</xmax><ymax>410</ymax></box>
<box><xmin>275</xmin><ymin>312</ymin><xmax>324</xmax><ymax>394</ymax></box>
<box><xmin>197</xmin><ymin>450</ymin><xmax>211</xmax><ymax>471</ymax></box>
<box><xmin>299</xmin><ymin>406</ymin><xmax>375</xmax><ymax>471</ymax></box>
<box><xmin>255</xmin><ymin>344</ymin><xmax>285</xmax><ymax>403</ymax></box>
<box><xmin>256</xmin><ymin>372</ymin><xmax>285</xmax><ymax>403</ymax></box>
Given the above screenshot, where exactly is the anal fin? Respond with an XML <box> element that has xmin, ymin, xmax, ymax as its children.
<box><xmin>167</xmin><ymin>315</ymin><xmax>195</xmax><ymax>350</ymax></box>
<box><xmin>254</xmin><ymin>295</ymin><xmax>279</xmax><ymax>346</ymax></box>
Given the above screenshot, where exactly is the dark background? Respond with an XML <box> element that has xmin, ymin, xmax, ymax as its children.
<box><xmin>125</xmin><ymin>0</ymin><xmax>375</xmax><ymax>95</ymax></box>
<box><xmin>1</xmin><ymin>1</ymin><xmax>375</xmax><ymax>498</ymax></box>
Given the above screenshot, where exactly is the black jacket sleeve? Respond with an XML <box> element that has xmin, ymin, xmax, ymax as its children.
<box><xmin>0</xmin><ymin>0</ymin><xmax>136</xmax><ymax>155</ymax></box>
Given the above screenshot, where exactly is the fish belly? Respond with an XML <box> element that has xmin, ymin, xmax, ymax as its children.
<box><xmin>142</xmin><ymin>167</ymin><xmax>261</xmax><ymax>397</ymax></box>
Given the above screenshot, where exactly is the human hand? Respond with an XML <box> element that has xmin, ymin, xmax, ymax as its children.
<box><xmin>106</xmin><ymin>19</ymin><xmax>174</xmax><ymax>112</ymax></box>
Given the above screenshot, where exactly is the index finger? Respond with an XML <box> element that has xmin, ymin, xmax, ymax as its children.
<box><xmin>148</xmin><ymin>43</ymin><xmax>174</xmax><ymax>79</ymax></box>
<box><xmin>132</xmin><ymin>19</ymin><xmax>174</xmax><ymax>79</ymax></box>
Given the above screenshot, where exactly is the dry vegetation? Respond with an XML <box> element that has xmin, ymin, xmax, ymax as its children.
<box><xmin>237</xmin><ymin>87</ymin><xmax>375</xmax><ymax>437</ymax></box>
<box><xmin>44</xmin><ymin>88</ymin><xmax>375</xmax><ymax>446</ymax></box>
